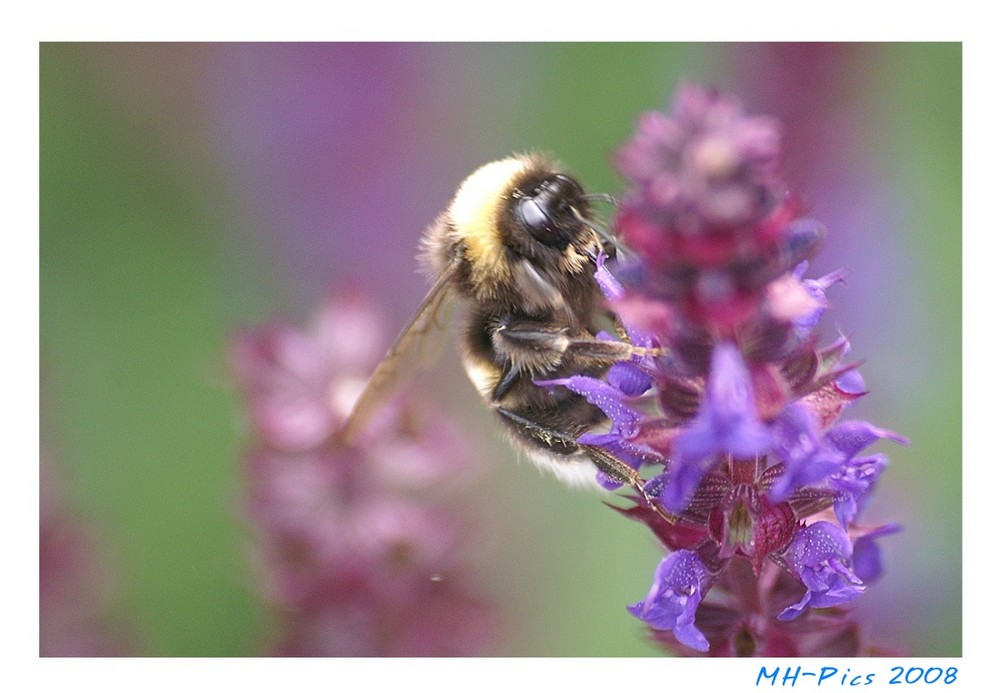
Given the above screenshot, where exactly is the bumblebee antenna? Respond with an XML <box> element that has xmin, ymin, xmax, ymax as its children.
<box><xmin>581</xmin><ymin>192</ymin><xmax>618</xmax><ymax>206</ymax></box>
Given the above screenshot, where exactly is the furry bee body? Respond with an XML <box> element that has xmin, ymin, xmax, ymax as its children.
<box><xmin>344</xmin><ymin>154</ymin><xmax>646</xmax><ymax>489</ymax></box>
<box><xmin>421</xmin><ymin>154</ymin><xmax>613</xmax><ymax>486</ymax></box>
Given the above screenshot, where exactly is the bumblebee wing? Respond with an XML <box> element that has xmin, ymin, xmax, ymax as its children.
<box><xmin>339</xmin><ymin>254</ymin><xmax>460</xmax><ymax>442</ymax></box>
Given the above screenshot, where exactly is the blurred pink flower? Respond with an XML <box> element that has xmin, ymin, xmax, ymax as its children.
<box><xmin>40</xmin><ymin>456</ymin><xmax>129</xmax><ymax>656</ymax></box>
<box><xmin>231</xmin><ymin>293</ymin><xmax>493</xmax><ymax>656</ymax></box>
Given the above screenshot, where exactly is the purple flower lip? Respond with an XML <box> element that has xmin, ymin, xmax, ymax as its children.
<box><xmin>768</xmin><ymin>402</ymin><xmax>843</xmax><ymax>502</ymax></box>
<box><xmin>535</xmin><ymin>374</ymin><xmax>645</xmax><ymax>437</ymax></box>
<box><xmin>777</xmin><ymin>521</ymin><xmax>865</xmax><ymax>621</ymax></box>
<box><xmin>628</xmin><ymin>549</ymin><xmax>712</xmax><ymax>652</ymax></box>
<box><xmin>851</xmin><ymin>522</ymin><xmax>902</xmax><ymax>583</ymax></box>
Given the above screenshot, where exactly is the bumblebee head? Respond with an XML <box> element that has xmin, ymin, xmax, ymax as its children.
<box><xmin>446</xmin><ymin>154</ymin><xmax>608</xmax><ymax>301</ymax></box>
<box><xmin>514</xmin><ymin>171</ymin><xmax>590</xmax><ymax>251</ymax></box>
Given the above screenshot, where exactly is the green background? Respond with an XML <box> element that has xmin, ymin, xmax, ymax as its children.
<box><xmin>39</xmin><ymin>43</ymin><xmax>961</xmax><ymax>656</ymax></box>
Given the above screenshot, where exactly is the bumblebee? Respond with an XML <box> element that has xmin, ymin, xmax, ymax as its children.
<box><xmin>342</xmin><ymin>153</ymin><xmax>655</xmax><ymax>493</ymax></box>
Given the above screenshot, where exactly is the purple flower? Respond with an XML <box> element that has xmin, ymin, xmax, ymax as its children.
<box><xmin>661</xmin><ymin>342</ymin><xmax>772</xmax><ymax>512</ymax></box>
<box><xmin>826</xmin><ymin>420</ymin><xmax>909</xmax><ymax>459</ymax></box>
<box><xmin>593</xmin><ymin>249</ymin><xmax>626</xmax><ymax>300</ymax></box>
<box><xmin>628</xmin><ymin>549</ymin><xmax>712</xmax><ymax>652</ymax></box>
<box><xmin>824</xmin><ymin>421</ymin><xmax>906</xmax><ymax>526</ymax></box>
<box><xmin>768</xmin><ymin>402</ymin><xmax>843</xmax><ymax>502</ymax></box>
<box><xmin>607</xmin><ymin>358</ymin><xmax>653</xmax><ymax>397</ymax></box>
<box><xmin>778</xmin><ymin>521</ymin><xmax>865</xmax><ymax>621</ymax></box>
<box><xmin>536</xmin><ymin>374</ymin><xmax>644</xmax><ymax>437</ymax></box>
<box><xmin>566</xmin><ymin>84</ymin><xmax>907</xmax><ymax>655</ymax></box>
<box><xmin>536</xmin><ymin>369</ymin><xmax>655</xmax><ymax>489</ymax></box>
<box><xmin>795</xmin><ymin>266</ymin><xmax>849</xmax><ymax>330</ymax></box>
<box><xmin>852</xmin><ymin>523</ymin><xmax>902</xmax><ymax>583</ymax></box>
<box><xmin>830</xmin><ymin>453</ymin><xmax>889</xmax><ymax>527</ymax></box>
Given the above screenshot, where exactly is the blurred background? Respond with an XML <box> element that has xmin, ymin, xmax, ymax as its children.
<box><xmin>39</xmin><ymin>43</ymin><xmax>960</xmax><ymax>657</ymax></box>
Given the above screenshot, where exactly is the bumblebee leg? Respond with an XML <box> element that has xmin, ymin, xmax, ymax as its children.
<box><xmin>492</xmin><ymin>319</ymin><xmax>661</xmax><ymax>375</ymax></box>
<box><xmin>491</xmin><ymin>320</ymin><xmax>572</xmax><ymax>373</ymax></box>
<box><xmin>494</xmin><ymin>407</ymin><xmax>641</xmax><ymax>488</ymax></box>
<box><xmin>494</xmin><ymin>406</ymin><xmax>579</xmax><ymax>452</ymax></box>
<box><xmin>495</xmin><ymin>407</ymin><xmax>676</xmax><ymax>522</ymax></box>
<box><xmin>489</xmin><ymin>320</ymin><xmax>574</xmax><ymax>401</ymax></box>
<box><xmin>562</xmin><ymin>337</ymin><xmax>662</xmax><ymax>363</ymax></box>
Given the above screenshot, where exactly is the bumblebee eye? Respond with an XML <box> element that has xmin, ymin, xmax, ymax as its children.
<box><xmin>517</xmin><ymin>174</ymin><xmax>584</xmax><ymax>247</ymax></box>
<box><xmin>518</xmin><ymin>196</ymin><xmax>557</xmax><ymax>243</ymax></box>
